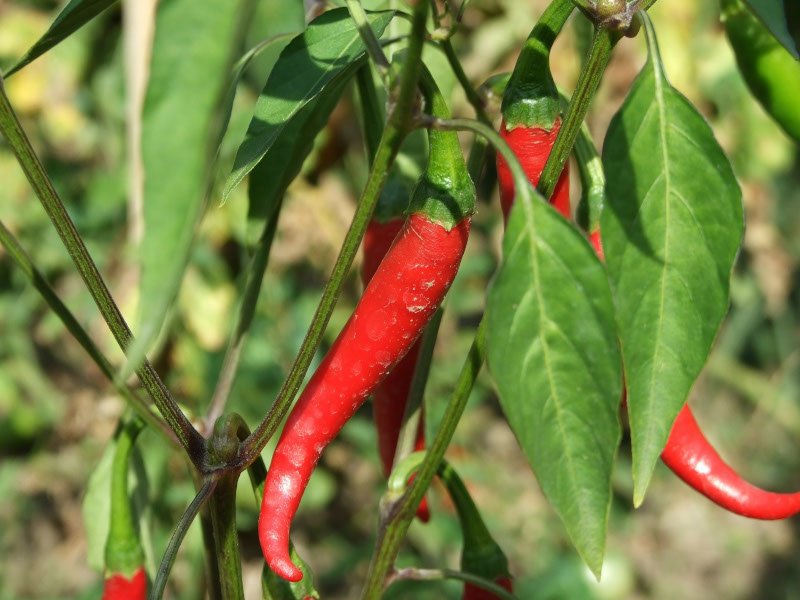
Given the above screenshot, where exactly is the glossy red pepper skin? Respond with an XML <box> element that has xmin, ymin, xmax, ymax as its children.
<box><xmin>661</xmin><ymin>406</ymin><xmax>800</xmax><ymax>519</ymax></box>
<box><xmin>464</xmin><ymin>577</ymin><xmax>513</xmax><ymax>600</ymax></box>
<box><xmin>260</xmin><ymin>214</ymin><xmax>470</xmax><ymax>582</ymax></box>
<box><xmin>496</xmin><ymin>118</ymin><xmax>570</xmax><ymax>222</ymax></box>
<box><xmin>362</xmin><ymin>218</ymin><xmax>431</xmax><ymax>522</ymax></box>
<box><xmin>101</xmin><ymin>567</ymin><xmax>146</xmax><ymax>600</ymax></box>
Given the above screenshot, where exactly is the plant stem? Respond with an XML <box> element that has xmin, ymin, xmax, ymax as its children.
<box><xmin>152</xmin><ymin>478</ymin><xmax>218</xmax><ymax>600</ymax></box>
<box><xmin>538</xmin><ymin>27</ymin><xmax>616</xmax><ymax>200</ymax></box>
<box><xmin>0</xmin><ymin>79</ymin><xmax>203</xmax><ymax>462</ymax></box>
<box><xmin>208</xmin><ymin>474</ymin><xmax>244</xmax><ymax>599</ymax></box>
<box><xmin>439</xmin><ymin>38</ymin><xmax>492</xmax><ymax>126</ymax></box>
<box><xmin>393</xmin><ymin>308</ymin><xmax>443</xmax><ymax>468</ymax></box>
<box><xmin>237</xmin><ymin>0</ymin><xmax>430</xmax><ymax>471</ymax></box>
<box><xmin>347</xmin><ymin>0</ymin><xmax>391</xmax><ymax>76</ymax></box>
<box><xmin>0</xmin><ymin>220</ymin><xmax>176</xmax><ymax>442</ymax></box>
<box><xmin>389</xmin><ymin>567</ymin><xmax>517</xmax><ymax>600</ymax></box>
<box><xmin>360</xmin><ymin>318</ymin><xmax>486</xmax><ymax>598</ymax></box>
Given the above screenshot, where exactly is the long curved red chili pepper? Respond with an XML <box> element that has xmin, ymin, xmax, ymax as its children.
<box><xmin>259</xmin><ymin>66</ymin><xmax>475</xmax><ymax>582</ymax></box>
<box><xmin>260</xmin><ymin>215</ymin><xmax>469</xmax><ymax>581</ymax></box>
<box><xmin>363</xmin><ymin>218</ymin><xmax>430</xmax><ymax>523</ymax></box>
<box><xmin>661</xmin><ymin>406</ymin><xmax>800</xmax><ymax>519</ymax></box>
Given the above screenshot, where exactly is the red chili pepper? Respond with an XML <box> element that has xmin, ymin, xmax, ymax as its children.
<box><xmin>496</xmin><ymin>0</ymin><xmax>574</xmax><ymax>221</ymax></box>
<box><xmin>661</xmin><ymin>406</ymin><xmax>800</xmax><ymax>519</ymax></box>
<box><xmin>497</xmin><ymin>118</ymin><xmax>570</xmax><ymax>221</ymax></box>
<box><xmin>363</xmin><ymin>217</ymin><xmax>430</xmax><ymax>523</ymax></box>
<box><xmin>259</xmin><ymin>66</ymin><xmax>475</xmax><ymax>582</ymax></box>
<box><xmin>102</xmin><ymin>568</ymin><xmax>147</xmax><ymax>600</ymax></box>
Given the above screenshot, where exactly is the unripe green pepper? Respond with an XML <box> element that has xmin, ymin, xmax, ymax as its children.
<box><xmin>721</xmin><ymin>0</ymin><xmax>800</xmax><ymax>142</ymax></box>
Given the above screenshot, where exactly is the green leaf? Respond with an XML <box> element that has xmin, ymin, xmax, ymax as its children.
<box><xmin>223</xmin><ymin>7</ymin><xmax>395</xmax><ymax>203</ymax></box>
<box><xmin>486</xmin><ymin>193</ymin><xmax>622</xmax><ymax>578</ymax></box>
<box><xmin>3</xmin><ymin>0</ymin><xmax>118</xmax><ymax>77</ymax></box>
<box><xmin>123</xmin><ymin>0</ymin><xmax>251</xmax><ymax>375</ymax></box>
<box><xmin>743</xmin><ymin>0</ymin><xmax>799</xmax><ymax>58</ymax></box>
<box><xmin>601</xmin><ymin>16</ymin><xmax>743</xmax><ymax>506</ymax></box>
<box><xmin>246</xmin><ymin>72</ymin><xmax>351</xmax><ymax>240</ymax></box>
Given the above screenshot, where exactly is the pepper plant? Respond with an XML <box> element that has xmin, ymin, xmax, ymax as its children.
<box><xmin>1</xmin><ymin>0</ymin><xmax>799</xmax><ymax>598</ymax></box>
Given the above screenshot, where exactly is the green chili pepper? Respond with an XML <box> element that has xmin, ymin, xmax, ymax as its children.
<box><xmin>721</xmin><ymin>0</ymin><xmax>800</xmax><ymax>142</ymax></box>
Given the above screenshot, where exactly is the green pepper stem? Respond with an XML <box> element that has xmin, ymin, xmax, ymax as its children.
<box><xmin>237</xmin><ymin>0</ymin><xmax>431</xmax><ymax>471</ymax></box>
<box><xmin>0</xmin><ymin>79</ymin><xmax>204</xmax><ymax>463</ymax></box>
<box><xmin>502</xmin><ymin>0</ymin><xmax>575</xmax><ymax>130</ymax></box>
<box><xmin>410</xmin><ymin>66</ymin><xmax>477</xmax><ymax>228</ymax></box>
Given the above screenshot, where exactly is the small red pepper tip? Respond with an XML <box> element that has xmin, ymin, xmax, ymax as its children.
<box><xmin>267</xmin><ymin>556</ymin><xmax>303</xmax><ymax>583</ymax></box>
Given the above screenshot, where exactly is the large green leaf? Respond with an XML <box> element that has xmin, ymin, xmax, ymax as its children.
<box><xmin>3</xmin><ymin>0</ymin><xmax>118</xmax><ymax>77</ymax></box>
<box><xmin>601</xmin><ymin>16</ymin><xmax>743</xmax><ymax>506</ymax></box>
<box><xmin>486</xmin><ymin>192</ymin><xmax>622</xmax><ymax>578</ymax></box>
<box><xmin>124</xmin><ymin>0</ymin><xmax>250</xmax><ymax>373</ymax></box>
<box><xmin>223</xmin><ymin>8</ymin><xmax>394</xmax><ymax>202</ymax></box>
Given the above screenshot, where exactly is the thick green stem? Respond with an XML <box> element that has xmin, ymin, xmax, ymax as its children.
<box><xmin>0</xmin><ymin>79</ymin><xmax>204</xmax><ymax>463</ymax></box>
<box><xmin>208</xmin><ymin>475</ymin><xmax>244</xmax><ymax>600</ymax></box>
<box><xmin>0</xmin><ymin>221</ymin><xmax>175</xmax><ymax>442</ymax></box>
<box><xmin>360</xmin><ymin>318</ymin><xmax>486</xmax><ymax>599</ymax></box>
<box><xmin>236</xmin><ymin>0</ymin><xmax>430</xmax><ymax>471</ymax></box>
<box><xmin>538</xmin><ymin>27</ymin><xmax>616</xmax><ymax>200</ymax></box>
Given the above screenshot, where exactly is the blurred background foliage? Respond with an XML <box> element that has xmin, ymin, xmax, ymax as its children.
<box><xmin>0</xmin><ymin>0</ymin><xmax>799</xmax><ymax>598</ymax></box>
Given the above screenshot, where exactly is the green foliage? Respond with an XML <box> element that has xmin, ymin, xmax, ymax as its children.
<box><xmin>601</xmin><ymin>16</ymin><xmax>743</xmax><ymax>504</ymax></box>
<box><xmin>487</xmin><ymin>192</ymin><xmax>621</xmax><ymax>577</ymax></box>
